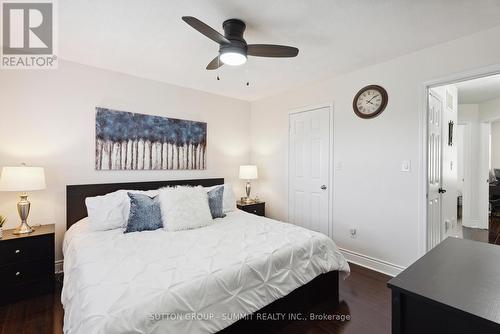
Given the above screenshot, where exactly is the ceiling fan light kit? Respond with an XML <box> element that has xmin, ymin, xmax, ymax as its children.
<box><xmin>220</xmin><ymin>51</ymin><xmax>247</xmax><ymax>66</ymax></box>
<box><xmin>182</xmin><ymin>16</ymin><xmax>299</xmax><ymax>70</ymax></box>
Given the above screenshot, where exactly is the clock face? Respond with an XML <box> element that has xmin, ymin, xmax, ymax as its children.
<box><xmin>353</xmin><ymin>85</ymin><xmax>388</xmax><ymax>119</ymax></box>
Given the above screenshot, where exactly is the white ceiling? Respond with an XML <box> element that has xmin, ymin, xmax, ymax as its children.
<box><xmin>59</xmin><ymin>0</ymin><xmax>500</xmax><ymax>101</ymax></box>
<box><xmin>456</xmin><ymin>74</ymin><xmax>500</xmax><ymax>104</ymax></box>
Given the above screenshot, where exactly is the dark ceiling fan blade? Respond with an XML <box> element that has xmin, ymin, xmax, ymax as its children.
<box><xmin>182</xmin><ymin>16</ymin><xmax>230</xmax><ymax>45</ymax></box>
<box><xmin>247</xmin><ymin>44</ymin><xmax>299</xmax><ymax>58</ymax></box>
<box><xmin>206</xmin><ymin>56</ymin><xmax>223</xmax><ymax>70</ymax></box>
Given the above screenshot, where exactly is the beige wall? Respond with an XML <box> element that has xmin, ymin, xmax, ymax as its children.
<box><xmin>250</xmin><ymin>26</ymin><xmax>500</xmax><ymax>273</ymax></box>
<box><xmin>479</xmin><ymin>96</ymin><xmax>500</xmax><ymax>122</ymax></box>
<box><xmin>0</xmin><ymin>60</ymin><xmax>251</xmax><ymax>264</ymax></box>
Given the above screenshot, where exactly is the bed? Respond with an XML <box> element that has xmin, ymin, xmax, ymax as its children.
<box><xmin>63</xmin><ymin>178</ymin><xmax>349</xmax><ymax>334</ymax></box>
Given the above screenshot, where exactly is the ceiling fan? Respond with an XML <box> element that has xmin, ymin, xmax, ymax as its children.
<box><xmin>182</xmin><ymin>16</ymin><xmax>299</xmax><ymax>70</ymax></box>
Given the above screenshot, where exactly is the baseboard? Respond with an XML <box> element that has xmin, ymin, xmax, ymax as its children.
<box><xmin>462</xmin><ymin>218</ymin><xmax>488</xmax><ymax>230</ymax></box>
<box><xmin>463</xmin><ymin>218</ymin><xmax>488</xmax><ymax>229</ymax></box>
<box><xmin>55</xmin><ymin>260</ymin><xmax>64</xmax><ymax>274</ymax></box>
<box><xmin>466</xmin><ymin>218</ymin><xmax>482</xmax><ymax>228</ymax></box>
<box><xmin>338</xmin><ymin>247</ymin><xmax>405</xmax><ymax>277</ymax></box>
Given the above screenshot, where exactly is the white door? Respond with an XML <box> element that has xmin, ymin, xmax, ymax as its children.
<box><xmin>427</xmin><ymin>91</ymin><xmax>444</xmax><ymax>250</ymax></box>
<box><xmin>478</xmin><ymin>122</ymin><xmax>490</xmax><ymax>229</ymax></box>
<box><xmin>289</xmin><ymin>106</ymin><xmax>331</xmax><ymax>236</ymax></box>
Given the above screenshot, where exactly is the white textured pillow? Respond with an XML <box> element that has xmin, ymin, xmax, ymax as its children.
<box><xmin>85</xmin><ymin>189</ymin><xmax>159</xmax><ymax>231</ymax></box>
<box><xmin>205</xmin><ymin>183</ymin><xmax>237</xmax><ymax>213</ymax></box>
<box><xmin>159</xmin><ymin>186</ymin><xmax>213</xmax><ymax>231</ymax></box>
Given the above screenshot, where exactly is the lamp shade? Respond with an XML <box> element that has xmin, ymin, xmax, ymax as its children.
<box><xmin>239</xmin><ymin>165</ymin><xmax>258</xmax><ymax>180</ymax></box>
<box><xmin>0</xmin><ymin>166</ymin><xmax>46</xmax><ymax>191</ymax></box>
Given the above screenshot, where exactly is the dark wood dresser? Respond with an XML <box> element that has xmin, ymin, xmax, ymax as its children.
<box><xmin>0</xmin><ymin>224</ymin><xmax>55</xmax><ymax>304</ymax></box>
<box><xmin>236</xmin><ymin>201</ymin><xmax>265</xmax><ymax>217</ymax></box>
<box><xmin>388</xmin><ymin>237</ymin><xmax>500</xmax><ymax>334</ymax></box>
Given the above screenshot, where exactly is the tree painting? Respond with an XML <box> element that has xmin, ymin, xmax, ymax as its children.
<box><xmin>95</xmin><ymin>108</ymin><xmax>207</xmax><ymax>170</ymax></box>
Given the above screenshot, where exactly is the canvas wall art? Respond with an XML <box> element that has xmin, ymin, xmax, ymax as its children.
<box><xmin>95</xmin><ymin>108</ymin><xmax>207</xmax><ymax>170</ymax></box>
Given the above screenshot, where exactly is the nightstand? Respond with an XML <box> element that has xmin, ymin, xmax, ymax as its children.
<box><xmin>0</xmin><ymin>224</ymin><xmax>55</xmax><ymax>304</ymax></box>
<box><xmin>236</xmin><ymin>201</ymin><xmax>265</xmax><ymax>217</ymax></box>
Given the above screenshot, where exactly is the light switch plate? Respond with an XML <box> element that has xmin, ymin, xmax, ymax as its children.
<box><xmin>401</xmin><ymin>160</ymin><xmax>411</xmax><ymax>172</ymax></box>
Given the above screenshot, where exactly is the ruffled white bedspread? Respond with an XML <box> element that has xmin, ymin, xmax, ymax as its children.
<box><xmin>62</xmin><ymin>210</ymin><xmax>349</xmax><ymax>334</ymax></box>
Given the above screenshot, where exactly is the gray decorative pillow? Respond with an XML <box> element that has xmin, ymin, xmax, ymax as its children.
<box><xmin>124</xmin><ymin>192</ymin><xmax>163</xmax><ymax>233</ymax></box>
<box><xmin>207</xmin><ymin>186</ymin><xmax>226</xmax><ymax>219</ymax></box>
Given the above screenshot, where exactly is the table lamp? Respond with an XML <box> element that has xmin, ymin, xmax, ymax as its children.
<box><xmin>0</xmin><ymin>164</ymin><xmax>46</xmax><ymax>234</ymax></box>
<box><xmin>239</xmin><ymin>165</ymin><xmax>258</xmax><ymax>203</ymax></box>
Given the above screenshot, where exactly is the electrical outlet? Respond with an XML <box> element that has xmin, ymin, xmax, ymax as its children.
<box><xmin>444</xmin><ymin>219</ymin><xmax>451</xmax><ymax>231</ymax></box>
<box><xmin>349</xmin><ymin>228</ymin><xmax>357</xmax><ymax>239</ymax></box>
<box><xmin>401</xmin><ymin>160</ymin><xmax>411</xmax><ymax>172</ymax></box>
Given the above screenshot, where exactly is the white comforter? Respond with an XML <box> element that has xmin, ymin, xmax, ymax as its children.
<box><xmin>62</xmin><ymin>210</ymin><xmax>349</xmax><ymax>334</ymax></box>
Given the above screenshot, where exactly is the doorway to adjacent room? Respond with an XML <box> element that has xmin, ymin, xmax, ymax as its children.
<box><xmin>427</xmin><ymin>74</ymin><xmax>500</xmax><ymax>249</ymax></box>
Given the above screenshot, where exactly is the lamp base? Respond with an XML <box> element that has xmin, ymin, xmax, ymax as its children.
<box><xmin>245</xmin><ymin>180</ymin><xmax>252</xmax><ymax>198</ymax></box>
<box><xmin>13</xmin><ymin>194</ymin><xmax>34</xmax><ymax>234</ymax></box>
<box><xmin>243</xmin><ymin>197</ymin><xmax>255</xmax><ymax>204</ymax></box>
<box><xmin>13</xmin><ymin>221</ymin><xmax>34</xmax><ymax>234</ymax></box>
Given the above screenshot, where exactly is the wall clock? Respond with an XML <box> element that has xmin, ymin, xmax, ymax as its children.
<box><xmin>352</xmin><ymin>85</ymin><xmax>388</xmax><ymax>119</ymax></box>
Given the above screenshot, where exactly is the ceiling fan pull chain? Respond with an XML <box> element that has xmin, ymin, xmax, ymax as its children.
<box><xmin>244</xmin><ymin>67</ymin><xmax>249</xmax><ymax>87</ymax></box>
<box><xmin>217</xmin><ymin>57</ymin><xmax>221</xmax><ymax>81</ymax></box>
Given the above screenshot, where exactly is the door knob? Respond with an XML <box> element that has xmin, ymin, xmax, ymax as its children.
<box><xmin>438</xmin><ymin>188</ymin><xmax>446</xmax><ymax>194</ymax></box>
<box><xmin>321</xmin><ymin>185</ymin><xmax>327</xmax><ymax>190</ymax></box>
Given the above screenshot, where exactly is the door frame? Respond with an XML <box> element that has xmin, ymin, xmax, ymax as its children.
<box><xmin>288</xmin><ymin>102</ymin><xmax>334</xmax><ymax>238</ymax></box>
<box><xmin>419</xmin><ymin>64</ymin><xmax>500</xmax><ymax>255</ymax></box>
<box><xmin>457</xmin><ymin>121</ymin><xmax>472</xmax><ymax>229</ymax></box>
<box><xmin>478</xmin><ymin>122</ymin><xmax>491</xmax><ymax>229</ymax></box>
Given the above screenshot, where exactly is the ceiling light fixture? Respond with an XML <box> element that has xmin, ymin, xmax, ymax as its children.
<box><xmin>182</xmin><ymin>16</ymin><xmax>299</xmax><ymax>70</ymax></box>
<box><xmin>220</xmin><ymin>51</ymin><xmax>247</xmax><ymax>66</ymax></box>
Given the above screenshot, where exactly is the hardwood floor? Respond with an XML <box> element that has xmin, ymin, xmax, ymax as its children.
<box><xmin>277</xmin><ymin>264</ymin><xmax>391</xmax><ymax>334</ymax></box>
<box><xmin>0</xmin><ymin>276</ymin><xmax>63</xmax><ymax>334</ymax></box>
<box><xmin>0</xmin><ymin>264</ymin><xmax>391</xmax><ymax>334</ymax></box>
<box><xmin>457</xmin><ymin>215</ymin><xmax>500</xmax><ymax>245</ymax></box>
<box><xmin>488</xmin><ymin>216</ymin><xmax>500</xmax><ymax>244</ymax></box>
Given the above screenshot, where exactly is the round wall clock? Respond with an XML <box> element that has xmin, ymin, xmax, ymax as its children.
<box><xmin>352</xmin><ymin>85</ymin><xmax>388</xmax><ymax>119</ymax></box>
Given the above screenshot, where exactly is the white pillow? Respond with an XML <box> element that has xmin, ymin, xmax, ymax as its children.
<box><xmin>85</xmin><ymin>189</ymin><xmax>159</xmax><ymax>231</ymax></box>
<box><xmin>159</xmin><ymin>186</ymin><xmax>213</xmax><ymax>231</ymax></box>
<box><xmin>205</xmin><ymin>183</ymin><xmax>237</xmax><ymax>213</ymax></box>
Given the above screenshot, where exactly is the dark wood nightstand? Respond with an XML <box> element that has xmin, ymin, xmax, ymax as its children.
<box><xmin>236</xmin><ymin>201</ymin><xmax>265</xmax><ymax>217</ymax></box>
<box><xmin>0</xmin><ymin>224</ymin><xmax>55</xmax><ymax>304</ymax></box>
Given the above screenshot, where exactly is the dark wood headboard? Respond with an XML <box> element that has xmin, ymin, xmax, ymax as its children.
<box><xmin>66</xmin><ymin>178</ymin><xmax>224</xmax><ymax>229</ymax></box>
